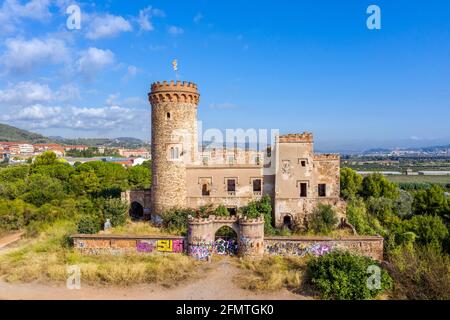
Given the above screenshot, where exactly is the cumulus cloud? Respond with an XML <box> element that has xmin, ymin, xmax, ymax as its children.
<box><xmin>0</xmin><ymin>37</ymin><xmax>70</xmax><ymax>73</ymax></box>
<box><xmin>0</xmin><ymin>82</ymin><xmax>80</xmax><ymax>105</ymax></box>
<box><xmin>168</xmin><ymin>25</ymin><xmax>184</xmax><ymax>36</ymax></box>
<box><xmin>136</xmin><ymin>6</ymin><xmax>165</xmax><ymax>32</ymax></box>
<box><xmin>76</xmin><ymin>47</ymin><xmax>115</xmax><ymax>80</ymax></box>
<box><xmin>0</xmin><ymin>0</ymin><xmax>52</xmax><ymax>34</ymax></box>
<box><xmin>85</xmin><ymin>13</ymin><xmax>132</xmax><ymax>40</ymax></box>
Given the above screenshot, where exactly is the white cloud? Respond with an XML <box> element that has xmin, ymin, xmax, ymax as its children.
<box><xmin>0</xmin><ymin>37</ymin><xmax>70</xmax><ymax>73</ymax></box>
<box><xmin>0</xmin><ymin>0</ymin><xmax>52</xmax><ymax>34</ymax></box>
<box><xmin>168</xmin><ymin>25</ymin><xmax>184</xmax><ymax>36</ymax></box>
<box><xmin>136</xmin><ymin>6</ymin><xmax>165</xmax><ymax>32</ymax></box>
<box><xmin>0</xmin><ymin>82</ymin><xmax>80</xmax><ymax>105</ymax></box>
<box><xmin>85</xmin><ymin>13</ymin><xmax>132</xmax><ymax>40</ymax></box>
<box><xmin>193</xmin><ymin>13</ymin><xmax>203</xmax><ymax>24</ymax></box>
<box><xmin>76</xmin><ymin>47</ymin><xmax>115</xmax><ymax>80</ymax></box>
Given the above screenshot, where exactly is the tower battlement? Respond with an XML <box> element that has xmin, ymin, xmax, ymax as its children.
<box><xmin>279</xmin><ymin>132</ymin><xmax>313</xmax><ymax>143</ymax></box>
<box><xmin>149</xmin><ymin>80</ymin><xmax>200</xmax><ymax>104</ymax></box>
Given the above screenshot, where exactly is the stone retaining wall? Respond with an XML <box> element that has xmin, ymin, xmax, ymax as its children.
<box><xmin>72</xmin><ymin>234</ymin><xmax>185</xmax><ymax>255</ymax></box>
<box><xmin>264</xmin><ymin>236</ymin><xmax>383</xmax><ymax>261</ymax></box>
<box><xmin>72</xmin><ymin>234</ymin><xmax>383</xmax><ymax>261</ymax></box>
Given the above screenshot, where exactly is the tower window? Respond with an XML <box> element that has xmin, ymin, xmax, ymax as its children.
<box><xmin>300</xmin><ymin>183</ymin><xmax>308</xmax><ymax>197</ymax></box>
<box><xmin>318</xmin><ymin>184</ymin><xmax>327</xmax><ymax>197</ymax></box>
<box><xmin>167</xmin><ymin>112</ymin><xmax>171</xmax><ymax>120</ymax></box>
<box><xmin>170</xmin><ymin>146</ymin><xmax>179</xmax><ymax>159</ymax></box>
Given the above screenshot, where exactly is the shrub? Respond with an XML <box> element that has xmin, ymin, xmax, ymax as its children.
<box><xmin>162</xmin><ymin>207</ymin><xmax>196</xmax><ymax>235</ymax></box>
<box><xmin>408</xmin><ymin>215</ymin><xmax>448</xmax><ymax>249</ymax></box>
<box><xmin>0</xmin><ymin>199</ymin><xmax>35</xmax><ymax>231</ymax></box>
<box><xmin>307</xmin><ymin>251</ymin><xmax>393</xmax><ymax>300</ymax></box>
<box><xmin>77</xmin><ymin>214</ymin><xmax>102</xmax><ymax>234</ymax></box>
<box><xmin>214</xmin><ymin>204</ymin><xmax>230</xmax><ymax>217</ymax></box>
<box><xmin>340</xmin><ymin>168</ymin><xmax>362</xmax><ymax>200</ymax></box>
<box><xmin>387</xmin><ymin>245</ymin><xmax>450</xmax><ymax>300</ymax></box>
<box><xmin>102</xmin><ymin>198</ymin><xmax>129</xmax><ymax>228</ymax></box>
<box><xmin>360</xmin><ymin>173</ymin><xmax>399</xmax><ymax>200</ymax></box>
<box><xmin>240</xmin><ymin>195</ymin><xmax>275</xmax><ymax>235</ymax></box>
<box><xmin>309</xmin><ymin>204</ymin><xmax>338</xmax><ymax>234</ymax></box>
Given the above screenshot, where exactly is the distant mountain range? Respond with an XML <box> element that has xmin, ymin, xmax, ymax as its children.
<box><xmin>0</xmin><ymin>123</ymin><xmax>149</xmax><ymax>149</ymax></box>
<box><xmin>363</xmin><ymin>144</ymin><xmax>450</xmax><ymax>155</ymax></box>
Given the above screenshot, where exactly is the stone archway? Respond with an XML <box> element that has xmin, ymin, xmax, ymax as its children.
<box><xmin>187</xmin><ymin>215</ymin><xmax>264</xmax><ymax>260</ymax></box>
<box><xmin>130</xmin><ymin>201</ymin><xmax>144</xmax><ymax>220</ymax></box>
<box><xmin>213</xmin><ymin>226</ymin><xmax>238</xmax><ymax>255</ymax></box>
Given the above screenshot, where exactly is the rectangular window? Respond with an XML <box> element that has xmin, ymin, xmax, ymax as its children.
<box><xmin>253</xmin><ymin>179</ymin><xmax>262</xmax><ymax>193</ymax></box>
<box><xmin>318</xmin><ymin>184</ymin><xmax>326</xmax><ymax>197</ymax></box>
<box><xmin>300</xmin><ymin>183</ymin><xmax>307</xmax><ymax>197</ymax></box>
<box><xmin>202</xmin><ymin>183</ymin><xmax>210</xmax><ymax>196</ymax></box>
<box><xmin>227</xmin><ymin>179</ymin><xmax>236</xmax><ymax>194</ymax></box>
<box><xmin>298</xmin><ymin>158</ymin><xmax>308</xmax><ymax>167</ymax></box>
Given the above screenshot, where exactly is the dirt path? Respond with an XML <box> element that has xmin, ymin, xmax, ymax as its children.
<box><xmin>0</xmin><ymin>232</ymin><xmax>23</xmax><ymax>250</ymax></box>
<box><xmin>0</xmin><ymin>258</ymin><xmax>310</xmax><ymax>300</ymax></box>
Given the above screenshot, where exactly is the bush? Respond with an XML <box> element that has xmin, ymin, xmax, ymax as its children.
<box><xmin>214</xmin><ymin>204</ymin><xmax>230</xmax><ymax>217</ymax></box>
<box><xmin>77</xmin><ymin>214</ymin><xmax>102</xmax><ymax>234</ymax></box>
<box><xmin>387</xmin><ymin>245</ymin><xmax>450</xmax><ymax>299</ymax></box>
<box><xmin>102</xmin><ymin>198</ymin><xmax>129</xmax><ymax>228</ymax></box>
<box><xmin>340</xmin><ymin>168</ymin><xmax>362</xmax><ymax>200</ymax></box>
<box><xmin>309</xmin><ymin>204</ymin><xmax>338</xmax><ymax>234</ymax></box>
<box><xmin>0</xmin><ymin>199</ymin><xmax>35</xmax><ymax>232</ymax></box>
<box><xmin>240</xmin><ymin>195</ymin><xmax>275</xmax><ymax>235</ymax></box>
<box><xmin>360</xmin><ymin>173</ymin><xmax>399</xmax><ymax>200</ymax></box>
<box><xmin>408</xmin><ymin>215</ymin><xmax>448</xmax><ymax>249</ymax></box>
<box><xmin>307</xmin><ymin>251</ymin><xmax>393</xmax><ymax>300</ymax></box>
<box><xmin>162</xmin><ymin>207</ymin><xmax>196</xmax><ymax>235</ymax></box>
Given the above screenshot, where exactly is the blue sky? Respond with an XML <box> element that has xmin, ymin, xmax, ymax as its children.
<box><xmin>0</xmin><ymin>0</ymin><xmax>449</xmax><ymax>152</ymax></box>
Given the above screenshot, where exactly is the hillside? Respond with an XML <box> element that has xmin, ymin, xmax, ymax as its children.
<box><xmin>0</xmin><ymin>123</ymin><xmax>52</xmax><ymax>143</ymax></box>
<box><xmin>0</xmin><ymin>123</ymin><xmax>149</xmax><ymax>149</ymax></box>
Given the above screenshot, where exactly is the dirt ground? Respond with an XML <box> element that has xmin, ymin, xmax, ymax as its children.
<box><xmin>0</xmin><ymin>258</ymin><xmax>311</xmax><ymax>300</ymax></box>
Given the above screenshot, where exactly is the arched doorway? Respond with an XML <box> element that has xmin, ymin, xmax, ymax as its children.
<box><xmin>130</xmin><ymin>201</ymin><xmax>144</xmax><ymax>220</ymax></box>
<box><xmin>214</xmin><ymin>226</ymin><xmax>238</xmax><ymax>255</ymax></box>
<box><xmin>283</xmin><ymin>214</ymin><xmax>293</xmax><ymax>230</ymax></box>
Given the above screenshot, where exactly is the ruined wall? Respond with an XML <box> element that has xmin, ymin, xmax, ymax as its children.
<box><xmin>72</xmin><ymin>234</ymin><xmax>185</xmax><ymax>255</ymax></box>
<box><xmin>273</xmin><ymin>133</ymin><xmax>342</xmax><ymax>228</ymax></box>
<box><xmin>149</xmin><ymin>81</ymin><xmax>200</xmax><ymax>215</ymax></box>
<box><xmin>187</xmin><ymin>215</ymin><xmax>264</xmax><ymax>259</ymax></box>
<box><xmin>121</xmin><ymin>190</ymin><xmax>152</xmax><ymax>216</ymax></box>
<box><xmin>264</xmin><ymin>236</ymin><xmax>383</xmax><ymax>261</ymax></box>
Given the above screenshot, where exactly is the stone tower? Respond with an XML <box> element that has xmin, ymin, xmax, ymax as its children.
<box><xmin>148</xmin><ymin>80</ymin><xmax>200</xmax><ymax>216</ymax></box>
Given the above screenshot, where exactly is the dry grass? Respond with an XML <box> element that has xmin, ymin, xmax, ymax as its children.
<box><xmin>234</xmin><ymin>256</ymin><xmax>312</xmax><ymax>293</ymax></box>
<box><xmin>110</xmin><ymin>221</ymin><xmax>176</xmax><ymax>236</ymax></box>
<box><xmin>0</xmin><ymin>220</ymin><xmax>200</xmax><ymax>287</ymax></box>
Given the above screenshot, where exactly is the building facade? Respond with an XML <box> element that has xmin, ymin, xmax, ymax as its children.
<box><xmin>146</xmin><ymin>80</ymin><xmax>343</xmax><ymax>229</ymax></box>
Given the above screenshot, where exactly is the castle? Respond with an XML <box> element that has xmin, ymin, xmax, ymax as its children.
<box><xmin>124</xmin><ymin>80</ymin><xmax>343</xmax><ymax>229</ymax></box>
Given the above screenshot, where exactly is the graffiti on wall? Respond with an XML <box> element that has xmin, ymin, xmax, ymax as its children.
<box><xmin>265</xmin><ymin>241</ymin><xmax>333</xmax><ymax>257</ymax></box>
<box><xmin>135</xmin><ymin>239</ymin><xmax>184</xmax><ymax>253</ymax></box>
<box><xmin>189</xmin><ymin>238</ymin><xmax>238</xmax><ymax>259</ymax></box>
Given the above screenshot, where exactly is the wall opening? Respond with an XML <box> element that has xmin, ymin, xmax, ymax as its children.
<box><xmin>283</xmin><ymin>215</ymin><xmax>293</xmax><ymax>230</ymax></box>
<box><xmin>202</xmin><ymin>183</ymin><xmax>210</xmax><ymax>196</ymax></box>
<box><xmin>227</xmin><ymin>207</ymin><xmax>237</xmax><ymax>216</ymax></box>
<box><xmin>318</xmin><ymin>184</ymin><xmax>327</xmax><ymax>197</ymax></box>
<box><xmin>300</xmin><ymin>183</ymin><xmax>308</xmax><ymax>197</ymax></box>
<box><xmin>214</xmin><ymin>226</ymin><xmax>238</xmax><ymax>255</ymax></box>
<box><xmin>130</xmin><ymin>201</ymin><xmax>144</xmax><ymax>220</ymax></box>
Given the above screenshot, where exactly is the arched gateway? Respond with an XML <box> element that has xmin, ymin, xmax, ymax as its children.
<box><xmin>187</xmin><ymin>215</ymin><xmax>264</xmax><ymax>260</ymax></box>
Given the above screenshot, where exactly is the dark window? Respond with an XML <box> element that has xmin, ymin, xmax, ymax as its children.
<box><xmin>167</xmin><ymin>112</ymin><xmax>171</xmax><ymax>119</ymax></box>
<box><xmin>202</xmin><ymin>183</ymin><xmax>210</xmax><ymax>196</ymax></box>
<box><xmin>300</xmin><ymin>183</ymin><xmax>307</xmax><ymax>197</ymax></box>
<box><xmin>253</xmin><ymin>179</ymin><xmax>262</xmax><ymax>192</ymax></box>
<box><xmin>227</xmin><ymin>207</ymin><xmax>237</xmax><ymax>216</ymax></box>
<box><xmin>318</xmin><ymin>184</ymin><xmax>326</xmax><ymax>197</ymax></box>
<box><xmin>301</xmin><ymin>160</ymin><xmax>306</xmax><ymax>167</ymax></box>
<box><xmin>227</xmin><ymin>179</ymin><xmax>236</xmax><ymax>192</ymax></box>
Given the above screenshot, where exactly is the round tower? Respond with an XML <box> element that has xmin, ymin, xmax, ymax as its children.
<box><xmin>148</xmin><ymin>80</ymin><xmax>200</xmax><ymax>216</ymax></box>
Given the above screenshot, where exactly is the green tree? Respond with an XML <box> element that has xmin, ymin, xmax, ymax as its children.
<box><xmin>102</xmin><ymin>198</ymin><xmax>129</xmax><ymax>227</ymax></box>
<box><xmin>20</xmin><ymin>174</ymin><xmax>65</xmax><ymax>207</ymax></box>
<box><xmin>309</xmin><ymin>204</ymin><xmax>338</xmax><ymax>234</ymax></box>
<box><xmin>33</xmin><ymin>151</ymin><xmax>58</xmax><ymax>166</ymax></box>
<box><xmin>127</xmin><ymin>165</ymin><xmax>151</xmax><ymax>189</ymax></box>
<box><xmin>408</xmin><ymin>215</ymin><xmax>448</xmax><ymax>249</ymax></box>
<box><xmin>360</xmin><ymin>173</ymin><xmax>399</xmax><ymax>200</ymax></box>
<box><xmin>340</xmin><ymin>168</ymin><xmax>362</xmax><ymax>199</ymax></box>
<box><xmin>69</xmin><ymin>170</ymin><xmax>101</xmax><ymax>196</ymax></box>
<box><xmin>413</xmin><ymin>185</ymin><xmax>449</xmax><ymax>222</ymax></box>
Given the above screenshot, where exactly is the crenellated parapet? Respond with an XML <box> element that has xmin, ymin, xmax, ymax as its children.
<box><xmin>279</xmin><ymin>132</ymin><xmax>313</xmax><ymax>143</ymax></box>
<box><xmin>313</xmin><ymin>154</ymin><xmax>340</xmax><ymax>161</ymax></box>
<box><xmin>149</xmin><ymin>80</ymin><xmax>200</xmax><ymax>104</ymax></box>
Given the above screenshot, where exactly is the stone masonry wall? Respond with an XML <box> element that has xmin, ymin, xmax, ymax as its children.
<box><xmin>264</xmin><ymin>236</ymin><xmax>383</xmax><ymax>261</ymax></box>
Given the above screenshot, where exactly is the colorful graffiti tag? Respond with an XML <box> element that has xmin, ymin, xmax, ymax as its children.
<box><xmin>265</xmin><ymin>241</ymin><xmax>333</xmax><ymax>257</ymax></box>
<box><xmin>188</xmin><ymin>238</ymin><xmax>238</xmax><ymax>259</ymax></box>
<box><xmin>136</xmin><ymin>239</ymin><xmax>184</xmax><ymax>254</ymax></box>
